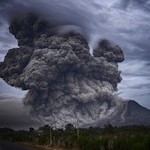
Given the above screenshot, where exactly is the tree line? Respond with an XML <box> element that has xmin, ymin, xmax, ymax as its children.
<box><xmin>0</xmin><ymin>124</ymin><xmax>150</xmax><ymax>150</ymax></box>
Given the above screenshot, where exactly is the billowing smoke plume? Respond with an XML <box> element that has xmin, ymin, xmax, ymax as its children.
<box><xmin>0</xmin><ymin>14</ymin><xmax>124</xmax><ymax>127</ymax></box>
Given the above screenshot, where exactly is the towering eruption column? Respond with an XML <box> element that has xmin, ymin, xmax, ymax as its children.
<box><xmin>0</xmin><ymin>14</ymin><xmax>124</xmax><ymax>128</ymax></box>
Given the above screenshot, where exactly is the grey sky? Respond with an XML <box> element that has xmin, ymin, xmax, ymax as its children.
<box><xmin>0</xmin><ymin>0</ymin><xmax>150</xmax><ymax>128</ymax></box>
<box><xmin>0</xmin><ymin>95</ymin><xmax>41</xmax><ymax>129</ymax></box>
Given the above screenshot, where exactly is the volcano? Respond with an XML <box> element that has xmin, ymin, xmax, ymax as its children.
<box><xmin>0</xmin><ymin>13</ymin><xmax>150</xmax><ymax>128</ymax></box>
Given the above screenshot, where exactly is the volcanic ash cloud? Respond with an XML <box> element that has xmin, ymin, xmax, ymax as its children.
<box><xmin>0</xmin><ymin>14</ymin><xmax>124</xmax><ymax>127</ymax></box>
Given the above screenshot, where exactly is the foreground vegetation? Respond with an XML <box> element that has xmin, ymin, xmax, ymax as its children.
<box><xmin>0</xmin><ymin>124</ymin><xmax>150</xmax><ymax>150</ymax></box>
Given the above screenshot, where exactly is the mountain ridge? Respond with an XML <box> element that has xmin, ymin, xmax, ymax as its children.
<box><xmin>89</xmin><ymin>99</ymin><xmax>150</xmax><ymax>127</ymax></box>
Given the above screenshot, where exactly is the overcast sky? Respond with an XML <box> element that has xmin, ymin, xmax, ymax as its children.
<box><xmin>0</xmin><ymin>0</ymin><xmax>150</xmax><ymax>128</ymax></box>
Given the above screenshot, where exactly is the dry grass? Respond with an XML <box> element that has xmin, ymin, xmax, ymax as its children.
<box><xmin>18</xmin><ymin>142</ymin><xmax>78</xmax><ymax>150</ymax></box>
